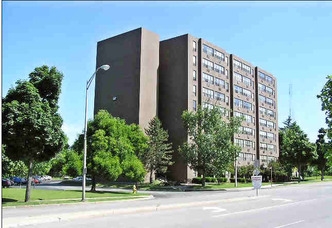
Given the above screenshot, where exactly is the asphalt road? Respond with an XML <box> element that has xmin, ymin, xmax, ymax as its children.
<box><xmin>3</xmin><ymin>182</ymin><xmax>332</xmax><ymax>228</ymax></box>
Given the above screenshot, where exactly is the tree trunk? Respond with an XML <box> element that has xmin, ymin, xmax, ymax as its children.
<box><xmin>321</xmin><ymin>169</ymin><xmax>325</xmax><ymax>181</ymax></box>
<box><xmin>25</xmin><ymin>159</ymin><xmax>33</xmax><ymax>202</ymax></box>
<box><xmin>298</xmin><ymin>164</ymin><xmax>301</xmax><ymax>183</ymax></box>
<box><xmin>202</xmin><ymin>168</ymin><xmax>206</xmax><ymax>187</ymax></box>
<box><xmin>150</xmin><ymin>168</ymin><xmax>153</xmax><ymax>184</ymax></box>
<box><xmin>90</xmin><ymin>175</ymin><xmax>96</xmax><ymax>192</ymax></box>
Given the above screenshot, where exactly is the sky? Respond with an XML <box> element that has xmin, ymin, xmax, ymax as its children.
<box><xmin>2</xmin><ymin>1</ymin><xmax>332</xmax><ymax>145</ymax></box>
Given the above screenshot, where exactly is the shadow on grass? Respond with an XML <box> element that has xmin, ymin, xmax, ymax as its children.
<box><xmin>2</xmin><ymin>198</ymin><xmax>18</xmax><ymax>203</ymax></box>
<box><xmin>65</xmin><ymin>190</ymin><xmax>131</xmax><ymax>195</ymax></box>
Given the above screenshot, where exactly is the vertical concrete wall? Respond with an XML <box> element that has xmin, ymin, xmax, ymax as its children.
<box><xmin>94</xmin><ymin>28</ymin><xmax>158</xmax><ymax>129</ymax></box>
<box><xmin>139</xmin><ymin>29</ymin><xmax>159</xmax><ymax>129</ymax></box>
<box><xmin>159</xmin><ymin>35</ymin><xmax>190</xmax><ymax>182</ymax></box>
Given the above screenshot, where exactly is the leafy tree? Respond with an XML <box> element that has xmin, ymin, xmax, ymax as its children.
<box><xmin>179</xmin><ymin>105</ymin><xmax>242</xmax><ymax>187</ymax></box>
<box><xmin>32</xmin><ymin>161</ymin><xmax>52</xmax><ymax>176</ymax></box>
<box><xmin>313</xmin><ymin>128</ymin><xmax>330</xmax><ymax>180</ymax></box>
<box><xmin>317</xmin><ymin>75</ymin><xmax>332</xmax><ymax>138</ymax></box>
<box><xmin>62</xmin><ymin>149</ymin><xmax>82</xmax><ymax>177</ymax></box>
<box><xmin>144</xmin><ymin>116</ymin><xmax>174</xmax><ymax>183</ymax></box>
<box><xmin>279</xmin><ymin>117</ymin><xmax>317</xmax><ymax>182</ymax></box>
<box><xmin>2</xmin><ymin>148</ymin><xmax>28</xmax><ymax>178</ymax></box>
<box><xmin>122</xmin><ymin>155</ymin><xmax>146</xmax><ymax>182</ymax></box>
<box><xmin>72</xmin><ymin>110</ymin><xmax>148</xmax><ymax>191</ymax></box>
<box><xmin>2</xmin><ymin>66</ymin><xmax>66</xmax><ymax>202</ymax></box>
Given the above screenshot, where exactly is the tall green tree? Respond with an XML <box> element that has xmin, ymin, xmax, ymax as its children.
<box><xmin>72</xmin><ymin>110</ymin><xmax>148</xmax><ymax>191</ymax></box>
<box><xmin>144</xmin><ymin>116</ymin><xmax>174</xmax><ymax>183</ymax></box>
<box><xmin>179</xmin><ymin>106</ymin><xmax>242</xmax><ymax>187</ymax></box>
<box><xmin>317</xmin><ymin>75</ymin><xmax>332</xmax><ymax>138</ymax></box>
<box><xmin>279</xmin><ymin>117</ymin><xmax>317</xmax><ymax>182</ymax></box>
<box><xmin>314</xmin><ymin>128</ymin><xmax>330</xmax><ymax>180</ymax></box>
<box><xmin>2</xmin><ymin>66</ymin><xmax>66</xmax><ymax>202</ymax></box>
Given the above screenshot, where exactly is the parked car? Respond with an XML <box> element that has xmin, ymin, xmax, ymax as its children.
<box><xmin>11</xmin><ymin>176</ymin><xmax>27</xmax><ymax>185</ymax></box>
<box><xmin>73</xmin><ymin>176</ymin><xmax>83</xmax><ymax>181</ymax></box>
<box><xmin>2</xmin><ymin>179</ymin><xmax>11</xmax><ymax>188</ymax></box>
<box><xmin>42</xmin><ymin>175</ymin><xmax>52</xmax><ymax>181</ymax></box>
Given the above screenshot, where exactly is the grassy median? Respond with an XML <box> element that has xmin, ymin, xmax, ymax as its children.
<box><xmin>2</xmin><ymin>188</ymin><xmax>149</xmax><ymax>207</ymax></box>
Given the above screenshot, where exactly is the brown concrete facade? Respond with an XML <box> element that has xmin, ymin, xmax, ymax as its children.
<box><xmin>255</xmin><ymin>67</ymin><xmax>279</xmax><ymax>166</ymax></box>
<box><xmin>94</xmin><ymin>27</ymin><xmax>278</xmax><ymax>182</ymax></box>
<box><xmin>159</xmin><ymin>34</ymin><xmax>195</xmax><ymax>182</ymax></box>
<box><xmin>94</xmin><ymin>28</ymin><xmax>159</xmax><ymax>130</ymax></box>
<box><xmin>230</xmin><ymin>54</ymin><xmax>257</xmax><ymax>166</ymax></box>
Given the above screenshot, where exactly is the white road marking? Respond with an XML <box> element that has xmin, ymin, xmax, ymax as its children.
<box><xmin>212</xmin><ymin>198</ymin><xmax>317</xmax><ymax>218</ymax></box>
<box><xmin>274</xmin><ymin>220</ymin><xmax>305</xmax><ymax>228</ymax></box>
<box><xmin>203</xmin><ymin>207</ymin><xmax>227</xmax><ymax>213</ymax></box>
<box><xmin>272</xmin><ymin>198</ymin><xmax>293</xmax><ymax>202</ymax></box>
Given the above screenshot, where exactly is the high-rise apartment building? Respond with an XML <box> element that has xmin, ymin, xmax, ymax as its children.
<box><xmin>94</xmin><ymin>28</ymin><xmax>278</xmax><ymax>182</ymax></box>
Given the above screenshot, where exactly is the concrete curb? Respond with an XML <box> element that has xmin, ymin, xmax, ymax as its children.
<box><xmin>3</xmin><ymin>195</ymin><xmax>268</xmax><ymax>228</ymax></box>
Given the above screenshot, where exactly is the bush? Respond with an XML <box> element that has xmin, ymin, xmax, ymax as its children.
<box><xmin>230</xmin><ymin>177</ymin><xmax>247</xmax><ymax>183</ymax></box>
<box><xmin>217</xmin><ymin>177</ymin><xmax>227</xmax><ymax>183</ymax></box>
<box><xmin>205</xmin><ymin>177</ymin><xmax>217</xmax><ymax>183</ymax></box>
<box><xmin>192</xmin><ymin>177</ymin><xmax>202</xmax><ymax>184</ymax></box>
<box><xmin>192</xmin><ymin>177</ymin><xmax>217</xmax><ymax>184</ymax></box>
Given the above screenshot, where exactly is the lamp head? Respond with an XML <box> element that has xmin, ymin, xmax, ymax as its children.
<box><xmin>100</xmin><ymin>64</ymin><xmax>110</xmax><ymax>71</ymax></box>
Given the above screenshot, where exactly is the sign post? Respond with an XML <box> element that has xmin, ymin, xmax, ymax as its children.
<box><xmin>251</xmin><ymin>175</ymin><xmax>262</xmax><ymax>196</ymax></box>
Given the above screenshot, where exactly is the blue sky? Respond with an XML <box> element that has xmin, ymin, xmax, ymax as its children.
<box><xmin>2</xmin><ymin>1</ymin><xmax>331</xmax><ymax>145</ymax></box>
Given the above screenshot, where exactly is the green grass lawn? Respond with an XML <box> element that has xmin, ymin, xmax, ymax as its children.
<box><xmin>2</xmin><ymin>188</ymin><xmax>148</xmax><ymax>207</ymax></box>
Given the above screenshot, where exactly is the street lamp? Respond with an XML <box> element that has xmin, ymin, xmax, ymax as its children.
<box><xmin>82</xmin><ymin>64</ymin><xmax>110</xmax><ymax>201</ymax></box>
<box><xmin>270</xmin><ymin>166</ymin><xmax>273</xmax><ymax>187</ymax></box>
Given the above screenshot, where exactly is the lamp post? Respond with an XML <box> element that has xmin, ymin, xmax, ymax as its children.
<box><xmin>82</xmin><ymin>64</ymin><xmax>110</xmax><ymax>202</ymax></box>
<box><xmin>270</xmin><ymin>166</ymin><xmax>273</xmax><ymax>188</ymax></box>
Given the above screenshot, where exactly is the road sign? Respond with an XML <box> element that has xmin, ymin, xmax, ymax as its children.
<box><xmin>253</xmin><ymin>169</ymin><xmax>260</xmax><ymax>176</ymax></box>
<box><xmin>254</xmin><ymin>159</ymin><xmax>260</xmax><ymax>168</ymax></box>
<box><xmin>251</xmin><ymin>175</ymin><xmax>262</xmax><ymax>189</ymax></box>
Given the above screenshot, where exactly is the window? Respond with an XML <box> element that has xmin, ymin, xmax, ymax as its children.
<box><xmin>193</xmin><ymin>41</ymin><xmax>196</xmax><ymax>52</ymax></box>
<box><xmin>203</xmin><ymin>102</ymin><xmax>214</xmax><ymax>110</ymax></box>
<box><xmin>235</xmin><ymin>138</ymin><xmax>244</xmax><ymax>147</ymax></box>
<box><xmin>267</xmin><ymin>132</ymin><xmax>275</xmax><ymax>140</ymax></box>
<box><xmin>225</xmin><ymin>69</ymin><xmax>228</xmax><ymax>76</ymax></box>
<box><xmin>267</xmin><ymin>144</ymin><xmax>275</xmax><ymax>151</ymax></box>
<box><xmin>242</xmin><ymin>63</ymin><xmax>251</xmax><ymax>74</ymax></box>
<box><xmin>260</xmin><ymin>143</ymin><xmax>267</xmax><ymax>150</ymax></box>
<box><xmin>214</xmin><ymin>63</ymin><xmax>224</xmax><ymax>74</ymax></box>
<box><xmin>239</xmin><ymin>126</ymin><xmax>255</xmax><ymax>136</ymax></box>
<box><xmin>242</xmin><ymin>88</ymin><xmax>252</xmax><ymax>98</ymax></box>
<box><xmin>193</xmin><ymin>100</ymin><xmax>197</xmax><ymax>111</ymax></box>
<box><xmin>203</xmin><ymin>73</ymin><xmax>214</xmax><ymax>84</ymax></box>
<box><xmin>234</xmin><ymin>72</ymin><xmax>253</xmax><ymax>87</ymax></box>
<box><xmin>203</xmin><ymin>58</ymin><xmax>213</xmax><ymax>69</ymax></box>
<box><xmin>259</xmin><ymin>71</ymin><xmax>275</xmax><ymax>85</ymax></box>
<box><xmin>215</xmin><ymin>91</ymin><xmax>225</xmax><ymax>102</ymax></box>
<box><xmin>260</xmin><ymin>131</ymin><xmax>267</xmax><ymax>138</ymax></box>
<box><xmin>267</xmin><ymin>120</ymin><xmax>275</xmax><ymax>129</ymax></box>
<box><xmin>193</xmin><ymin>85</ymin><xmax>196</xmax><ymax>96</ymax></box>
<box><xmin>259</xmin><ymin>118</ymin><xmax>267</xmax><ymax>127</ymax></box>
<box><xmin>214</xmin><ymin>50</ymin><xmax>225</xmax><ymax>61</ymax></box>
<box><xmin>243</xmin><ymin>101</ymin><xmax>253</xmax><ymax>110</ymax></box>
<box><xmin>193</xmin><ymin>70</ymin><xmax>197</xmax><ymax>81</ymax></box>
<box><xmin>242</xmin><ymin>76</ymin><xmax>251</xmax><ymax>86</ymax></box>
<box><xmin>235</xmin><ymin>85</ymin><xmax>242</xmax><ymax>93</ymax></box>
<box><xmin>203</xmin><ymin>87</ymin><xmax>214</xmax><ymax>98</ymax></box>
<box><xmin>234</xmin><ymin>112</ymin><xmax>254</xmax><ymax>123</ymax></box>
<box><xmin>193</xmin><ymin>56</ymin><xmax>196</xmax><ymax>66</ymax></box>
<box><xmin>225</xmin><ymin>56</ymin><xmax>229</xmax><ymax>65</ymax></box>
<box><xmin>234</xmin><ymin>98</ymin><xmax>242</xmax><ymax>107</ymax></box>
<box><xmin>234</xmin><ymin>60</ymin><xmax>242</xmax><ymax>69</ymax></box>
<box><xmin>266</xmin><ymin>86</ymin><xmax>274</xmax><ymax>95</ymax></box>
<box><xmin>203</xmin><ymin>44</ymin><xmax>213</xmax><ymax>56</ymax></box>
<box><xmin>215</xmin><ymin>77</ymin><xmax>223</xmax><ymax>87</ymax></box>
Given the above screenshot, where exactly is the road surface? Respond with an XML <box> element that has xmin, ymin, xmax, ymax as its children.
<box><xmin>3</xmin><ymin>182</ymin><xmax>332</xmax><ymax>228</ymax></box>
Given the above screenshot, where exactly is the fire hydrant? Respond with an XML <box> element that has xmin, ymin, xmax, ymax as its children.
<box><xmin>132</xmin><ymin>185</ymin><xmax>137</xmax><ymax>194</ymax></box>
